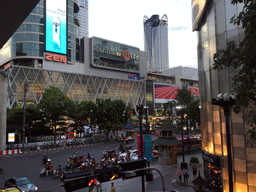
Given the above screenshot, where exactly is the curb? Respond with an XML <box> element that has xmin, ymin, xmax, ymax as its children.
<box><xmin>0</xmin><ymin>143</ymin><xmax>98</xmax><ymax>155</ymax></box>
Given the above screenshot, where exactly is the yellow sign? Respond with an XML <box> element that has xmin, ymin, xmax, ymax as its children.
<box><xmin>110</xmin><ymin>174</ymin><xmax>118</xmax><ymax>180</ymax></box>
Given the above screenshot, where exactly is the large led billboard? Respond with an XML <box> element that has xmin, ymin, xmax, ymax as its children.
<box><xmin>154</xmin><ymin>83</ymin><xmax>181</xmax><ymax>103</ymax></box>
<box><xmin>91</xmin><ymin>37</ymin><xmax>140</xmax><ymax>72</ymax></box>
<box><xmin>45</xmin><ymin>0</ymin><xmax>67</xmax><ymax>54</ymax></box>
<box><xmin>154</xmin><ymin>83</ymin><xmax>200</xmax><ymax>103</ymax></box>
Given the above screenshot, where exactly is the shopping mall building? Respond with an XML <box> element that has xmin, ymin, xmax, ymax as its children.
<box><xmin>193</xmin><ymin>0</ymin><xmax>256</xmax><ymax>191</ymax></box>
<box><xmin>0</xmin><ymin>0</ymin><xmax>199</xmax><ymax>150</ymax></box>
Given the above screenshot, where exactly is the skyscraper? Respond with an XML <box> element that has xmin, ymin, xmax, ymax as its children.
<box><xmin>78</xmin><ymin>0</ymin><xmax>89</xmax><ymax>38</ymax></box>
<box><xmin>144</xmin><ymin>14</ymin><xmax>169</xmax><ymax>71</ymax></box>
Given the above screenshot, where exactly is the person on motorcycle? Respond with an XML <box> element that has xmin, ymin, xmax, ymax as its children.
<box><xmin>73</xmin><ymin>152</ymin><xmax>77</xmax><ymax>156</ymax></box>
<box><xmin>87</xmin><ymin>153</ymin><xmax>91</xmax><ymax>160</ymax></box>
<box><xmin>43</xmin><ymin>154</ymin><xmax>48</xmax><ymax>164</ymax></box>
<box><xmin>45</xmin><ymin>160</ymin><xmax>51</xmax><ymax>176</ymax></box>
<box><xmin>57</xmin><ymin>164</ymin><xmax>62</xmax><ymax>176</ymax></box>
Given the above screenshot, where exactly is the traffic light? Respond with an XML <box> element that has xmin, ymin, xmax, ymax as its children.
<box><xmin>93</xmin><ymin>167</ymin><xmax>119</xmax><ymax>183</ymax></box>
<box><xmin>62</xmin><ymin>171</ymin><xmax>94</xmax><ymax>192</ymax></box>
<box><xmin>119</xmin><ymin>159</ymin><xmax>147</xmax><ymax>180</ymax></box>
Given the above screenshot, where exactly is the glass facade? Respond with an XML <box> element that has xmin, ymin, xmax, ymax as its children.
<box><xmin>0</xmin><ymin>0</ymin><xmax>80</xmax><ymax>64</ymax></box>
<box><xmin>195</xmin><ymin>0</ymin><xmax>256</xmax><ymax>191</ymax></box>
<box><xmin>6</xmin><ymin>66</ymin><xmax>145</xmax><ymax>111</ymax></box>
<box><xmin>144</xmin><ymin>14</ymin><xmax>169</xmax><ymax>71</ymax></box>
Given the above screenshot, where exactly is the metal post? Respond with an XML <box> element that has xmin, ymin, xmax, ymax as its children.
<box><xmin>181</xmin><ymin>109</ymin><xmax>185</xmax><ymax>163</ymax></box>
<box><xmin>187</xmin><ymin>117</ymin><xmax>190</xmax><ymax>155</ymax></box>
<box><xmin>138</xmin><ymin>104</ymin><xmax>145</xmax><ymax>192</ymax></box>
<box><xmin>212</xmin><ymin>97</ymin><xmax>235</xmax><ymax>192</ymax></box>
<box><xmin>145</xmin><ymin>107</ymin><xmax>149</xmax><ymax>134</ymax></box>
<box><xmin>224</xmin><ymin>108</ymin><xmax>233</xmax><ymax>192</ymax></box>
<box><xmin>22</xmin><ymin>82</ymin><xmax>28</xmax><ymax>153</ymax></box>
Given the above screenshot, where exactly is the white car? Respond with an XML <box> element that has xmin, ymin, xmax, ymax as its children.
<box><xmin>119</xmin><ymin>149</ymin><xmax>138</xmax><ymax>159</ymax></box>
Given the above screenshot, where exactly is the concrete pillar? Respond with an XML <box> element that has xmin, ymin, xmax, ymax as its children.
<box><xmin>34</xmin><ymin>59</ymin><xmax>39</xmax><ymax>68</ymax></box>
<box><xmin>0</xmin><ymin>71</ymin><xmax>7</xmax><ymax>150</ymax></box>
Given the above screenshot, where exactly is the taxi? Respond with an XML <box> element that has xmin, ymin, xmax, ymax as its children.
<box><xmin>0</xmin><ymin>187</ymin><xmax>20</xmax><ymax>192</ymax></box>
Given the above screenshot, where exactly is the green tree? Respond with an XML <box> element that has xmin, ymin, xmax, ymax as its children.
<box><xmin>94</xmin><ymin>98</ymin><xmax>128</xmax><ymax>138</ymax></box>
<box><xmin>77</xmin><ymin>100</ymin><xmax>97</xmax><ymax>129</ymax></box>
<box><xmin>36</xmin><ymin>86</ymin><xmax>75</xmax><ymax>144</ymax></box>
<box><xmin>176</xmin><ymin>88</ymin><xmax>192</xmax><ymax>106</ymax></box>
<box><xmin>187</xmin><ymin>99</ymin><xmax>200</xmax><ymax>129</ymax></box>
<box><xmin>213</xmin><ymin>0</ymin><xmax>256</xmax><ymax>146</ymax></box>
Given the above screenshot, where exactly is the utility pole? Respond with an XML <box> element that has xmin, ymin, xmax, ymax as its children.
<box><xmin>22</xmin><ymin>81</ymin><xmax>30</xmax><ymax>152</ymax></box>
<box><xmin>137</xmin><ymin>104</ymin><xmax>145</xmax><ymax>192</ymax></box>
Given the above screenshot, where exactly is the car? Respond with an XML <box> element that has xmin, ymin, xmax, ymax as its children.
<box><xmin>121</xmin><ymin>136</ymin><xmax>134</xmax><ymax>143</ymax></box>
<box><xmin>4</xmin><ymin>177</ymin><xmax>38</xmax><ymax>192</ymax></box>
<box><xmin>0</xmin><ymin>188</ymin><xmax>20</xmax><ymax>192</ymax></box>
<box><xmin>119</xmin><ymin>149</ymin><xmax>138</xmax><ymax>159</ymax></box>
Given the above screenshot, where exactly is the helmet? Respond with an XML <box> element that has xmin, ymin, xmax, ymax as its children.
<box><xmin>48</xmin><ymin>159</ymin><xmax>51</xmax><ymax>162</ymax></box>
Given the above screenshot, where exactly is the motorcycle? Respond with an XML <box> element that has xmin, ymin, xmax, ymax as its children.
<box><xmin>78</xmin><ymin>162</ymin><xmax>90</xmax><ymax>171</ymax></box>
<box><xmin>40</xmin><ymin>165</ymin><xmax>55</xmax><ymax>177</ymax></box>
<box><xmin>0</xmin><ymin>167</ymin><xmax>4</xmax><ymax>174</ymax></box>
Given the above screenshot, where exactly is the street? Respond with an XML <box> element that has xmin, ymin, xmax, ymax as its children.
<box><xmin>0</xmin><ymin>138</ymin><xmax>203</xmax><ymax>192</ymax></box>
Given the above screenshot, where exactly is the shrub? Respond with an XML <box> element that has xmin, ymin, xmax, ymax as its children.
<box><xmin>190</xmin><ymin>156</ymin><xmax>199</xmax><ymax>164</ymax></box>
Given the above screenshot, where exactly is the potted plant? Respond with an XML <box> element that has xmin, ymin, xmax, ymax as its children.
<box><xmin>189</xmin><ymin>156</ymin><xmax>201</xmax><ymax>167</ymax></box>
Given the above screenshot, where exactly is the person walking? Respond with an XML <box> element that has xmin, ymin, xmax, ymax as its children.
<box><xmin>192</xmin><ymin>165</ymin><xmax>197</xmax><ymax>179</ymax></box>
<box><xmin>111</xmin><ymin>182</ymin><xmax>115</xmax><ymax>192</ymax></box>
<box><xmin>183</xmin><ymin>168</ymin><xmax>188</xmax><ymax>183</ymax></box>
<box><xmin>176</xmin><ymin>168</ymin><xmax>183</xmax><ymax>182</ymax></box>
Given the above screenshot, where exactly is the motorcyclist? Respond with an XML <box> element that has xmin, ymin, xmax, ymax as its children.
<box><xmin>57</xmin><ymin>164</ymin><xmax>62</xmax><ymax>176</ymax></box>
<box><xmin>87</xmin><ymin>153</ymin><xmax>91</xmax><ymax>160</ymax></box>
<box><xmin>45</xmin><ymin>159</ymin><xmax>52</xmax><ymax>176</ymax></box>
<box><xmin>73</xmin><ymin>152</ymin><xmax>77</xmax><ymax>156</ymax></box>
<box><xmin>43</xmin><ymin>154</ymin><xmax>48</xmax><ymax>164</ymax></box>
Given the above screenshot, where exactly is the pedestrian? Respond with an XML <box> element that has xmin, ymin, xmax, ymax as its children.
<box><xmin>183</xmin><ymin>168</ymin><xmax>188</xmax><ymax>183</ymax></box>
<box><xmin>192</xmin><ymin>165</ymin><xmax>197</xmax><ymax>179</ymax></box>
<box><xmin>111</xmin><ymin>182</ymin><xmax>115</xmax><ymax>192</ymax></box>
<box><xmin>176</xmin><ymin>168</ymin><xmax>183</xmax><ymax>182</ymax></box>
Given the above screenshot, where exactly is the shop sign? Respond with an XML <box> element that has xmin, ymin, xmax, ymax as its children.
<box><xmin>33</xmin><ymin>132</ymin><xmax>82</xmax><ymax>141</ymax></box>
<box><xmin>45</xmin><ymin>52</ymin><xmax>67</xmax><ymax>63</ymax></box>
<box><xmin>4</xmin><ymin>63</ymin><xmax>10</xmax><ymax>69</ymax></box>
<box><xmin>128</xmin><ymin>74</ymin><xmax>141</xmax><ymax>80</ymax></box>
<box><xmin>8</xmin><ymin>133</ymin><xmax>15</xmax><ymax>142</ymax></box>
<box><xmin>94</xmin><ymin>47</ymin><xmax>139</xmax><ymax>61</ymax></box>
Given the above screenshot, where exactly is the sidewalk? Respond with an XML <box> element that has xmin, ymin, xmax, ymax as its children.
<box><xmin>149</xmin><ymin>150</ymin><xmax>203</xmax><ymax>192</ymax></box>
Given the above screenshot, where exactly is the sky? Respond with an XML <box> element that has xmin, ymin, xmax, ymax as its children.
<box><xmin>89</xmin><ymin>0</ymin><xmax>198</xmax><ymax>69</ymax></box>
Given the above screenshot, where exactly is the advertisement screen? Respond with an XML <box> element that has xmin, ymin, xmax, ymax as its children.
<box><xmin>154</xmin><ymin>84</ymin><xmax>200</xmax><ymax>103</ymax></box>
<box><xmin>154</xmin><ymin>83</ymin><xmax>181</xmax><ymax>103</ymax></box>
<box><xmin>45</xmin><ymin>0</ymin><xmax>67</xmax><ymax>54</ymax></box>
<box><xmin>92</xmin><ymin>37</ymin><xmax>140</xmax><ymax>72</ymax></box>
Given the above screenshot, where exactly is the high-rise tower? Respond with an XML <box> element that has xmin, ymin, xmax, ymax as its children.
<box><xmin>78</xmin><ymin>0</ymin><xmax>88</xmax><ymax>38</ymax></box>
<box><xmin>144</xmin><ymin>14</ymin><xmax>169</xmax><ymax>71</ymax></box>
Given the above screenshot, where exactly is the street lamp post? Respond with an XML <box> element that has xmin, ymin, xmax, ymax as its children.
<box><xmin>177</xmin><ymin>106</ymin><xmax>185</xmax><ymax>163</ymax></box>
<box><xmin>22</xmin><ymin>80</ymin><xmax>30</xmax><ymax>152</ymax></box>
<box><xmin>211</xmin><ymin>93</ymin><xmax>235</xmax><ymax>192</ymax></box>
<box><xmin>137</xmin><ymin>104</ymin><xmax>145</xmax><ymax>192</ymax></box>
